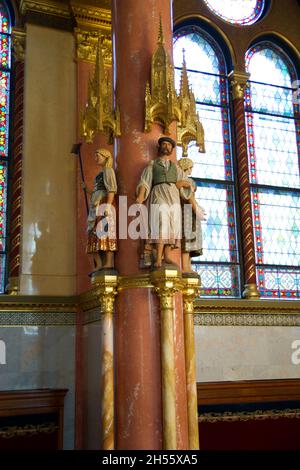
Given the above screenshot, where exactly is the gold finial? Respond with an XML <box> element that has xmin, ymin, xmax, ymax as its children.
<box><xmin>158</xmin><ymin>15</ymin><xmax>164</xmax><ymax>44</ymax></box>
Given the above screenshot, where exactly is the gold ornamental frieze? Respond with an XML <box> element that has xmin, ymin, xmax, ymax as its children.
<box><xmin>75</xmin><ymin>29</ymin><xmax>112</xmax><ymax>65</ymax></box>
<box><xmin>199</xmin><ymin>408</ymin><xmax>300</xmax><ymax>423</ymax></box>
<box><xmin>20</xmin><ymin>0</ymin><xmax>70</xmax><ymax>18</ymax></box>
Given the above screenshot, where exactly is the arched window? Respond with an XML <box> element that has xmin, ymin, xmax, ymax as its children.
<box><xmin>203</xmin><ymin>0</ymin><xmax>266</xmax><ymax>25</ymax></box>
<box><xmin>174</xmin><ymin>27</ymin><xmax>240</xmax><ymax>297</ymax></box>
<box><xmin>0</xmin><ymin>1</ymin><xmax>11</xmax><ymax>292</ymax></box>
<box><xmin>245</xmin><ymin>43</ymin><xmax>300</xmax><ymax>298</ymax></box>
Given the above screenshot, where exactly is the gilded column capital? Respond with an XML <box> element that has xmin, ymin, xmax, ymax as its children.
<box><xmin>75</xmin><ymin>28</ymin><xmax>112</xmax><ymax>66</ymax></box>
<box><xmin>228</xmin><ymin>70</ymin><xmax>250</xmax><ymax>100</ymax></box>
<box><xmin>91</xmin><ymin>273</ymin><xmax>118</xmax><ymax>314</ymax></box>
<box><xmin>12</xmin><ymin>29</ymin><xmax>26</xmax><ymax>62</ymax></box>
<box><xmin>151</xmin><ymin>268</ymin><xmax>183</xmax><ymax>309</ymax></box>
<box><xmin>182</xmin><ymin>275</ymin><xmax>201</xmax><ymax>314</ymax></box>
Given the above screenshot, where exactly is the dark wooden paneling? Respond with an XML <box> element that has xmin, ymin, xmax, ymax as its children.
<box><xmin>197</xmin><ymin>379</ymin><xmax>300</xmax><ymax>405</ymax></box>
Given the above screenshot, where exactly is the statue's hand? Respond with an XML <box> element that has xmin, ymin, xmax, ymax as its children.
<box><xmin>196</xmin><ymin>206</ymin><xmax>207</xmax><ymax>221</ymax></box>
<box><xmin>104</xmin><ymin>204</ymin><xmax>112</xmax><ymax>217</ymax></box>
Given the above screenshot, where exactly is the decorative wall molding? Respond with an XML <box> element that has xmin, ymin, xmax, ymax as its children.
<box><xmin>20</xmin><ymin>0</ymin><xmax>70</xmax><ymax>18</ymax></box>
<box><xmin>0</xmin><ymin>292</ymin><xmax>298</xmax><ymax>326</ymax></box>
<box><xmin>195</xmin><ymin>299</ymin><xmax>300</xmax><ymax>315</ymax></box>
<box><xmin>194</xmin><ymin>299</ymin><xmax>300</xmax><ymax>326</ymax></box>
<box><xmin>82</xmin><ymin>307</ymin><xmax>102</xmax><ymax>325</ymax></box>
<box><xmin>195</xmin><ymin>313</ymin><xmax>300</xmax><ymax>327</ymax></box>
<box><xmin>0</xmin><ymin>311</ymin><xmax>76</xmax><ymax>326</ymax></box>
<box><xmin>71</xmin><ymin>4</ymin><xmax>111</xmax><ymax>31</ymax></box>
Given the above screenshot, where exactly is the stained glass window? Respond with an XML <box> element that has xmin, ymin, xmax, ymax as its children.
<box><xmin>203</xmin><ymin>0</ymin><xmax>265</xmax><ymax>25</ymax></box>
<box><xmin>174</xmin><ymin>27</ymin><xmax>240</xmax><ymax>297</ymax></box>
<box><xmin>0</xmin><ymin>1</ymin><xmax>10</xmax><ymax>293</ymax></box>
<box><xmin>245</xmin><ymin>43</ymin><xmax>300</xmax><ymax>299</ymax></box>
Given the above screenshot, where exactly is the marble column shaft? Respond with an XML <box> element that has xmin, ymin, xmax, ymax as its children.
<box><xmin>101</xmin><ymin>299</ymin><xmax>114</xmax><ymax>450</ymax></box>
<box><xmin>229</xmin><ymin>72</ymin><xmax>260</xmax><ymax>299</ymax></box>
<box><xmin>160</xmin><ymin>294</ymin><xmax>177</xmax><ymax>450</ymax></box>
<box><xmin>182</xmin><ymin>279</ymin><xmax>200</xmax><ymax>450</ymax></box>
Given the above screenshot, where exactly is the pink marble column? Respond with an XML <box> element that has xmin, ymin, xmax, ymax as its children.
<box><xmin>112</xmin><ymin>0</ymin><xmax>188</xmax><ymax>449</ymax></box>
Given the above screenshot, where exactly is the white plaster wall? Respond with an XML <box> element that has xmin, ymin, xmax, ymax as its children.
<box><xmin>195</xmin><ymin>326</ymin><xmax>300</xmax><ymax>382</ymax></box>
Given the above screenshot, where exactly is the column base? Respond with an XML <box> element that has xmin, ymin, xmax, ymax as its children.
<box><xmin>242</xmin><ymin>283</ymin><xmax>261</xmax><ymax>299</ymax></box>
<box><xmin>6</xmin><ymin>276</ymin><xmax>20</xmax><ymax>295</ymax></box>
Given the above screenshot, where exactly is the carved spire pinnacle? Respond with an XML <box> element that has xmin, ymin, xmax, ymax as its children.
<box><xmin>180</xmin><ymin>49</ymin><xmax>190</xmax><ymax>97</ymax></box>
<box><xmin>81</xmin><ymin>37</ymin><xmax>121</xmax><ymax>143</ymax></box>
<box><xmin>158</xmin><ymin>15</ymin><xmax>164</xmax><ymax>45</ymax></box>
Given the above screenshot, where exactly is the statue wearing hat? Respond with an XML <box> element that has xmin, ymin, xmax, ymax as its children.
<box><xmin>136</xmin><ymin>136</ymin><xmax>192</xmax><ymax>268</ymax></box>
<box><xmin>86</xmin><ymin>148</ymin><xmax>117</xmax><ymax>271</ymax></box>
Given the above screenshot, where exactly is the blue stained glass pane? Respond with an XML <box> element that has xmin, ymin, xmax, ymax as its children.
<box><xmin>246</xmin><ymin>112</ymin><xmax>300</xmax><ymax>188</ymax></box>
<box><xmin>177</xmin><ymin>104</ymin><xmax>232</xmax><ymax>181</ymax></box>
<box><xmin>252</xmin><ymin>188</ymin><xmax>300</xmax><ymax>266</ymax></box>
<box><xmin>246</xmin><ymin>44</ymin><xmax>300</xmax><ymax>299</ymax></box>
<box><xmin>257</xmin><ymin>267</ymin><xmax>300</xmax><ymax>299</ymax></box>
<box><xmin>195</xmin><ymin>183</ymin><xmax>238</xmax><ymax>264</ymax></box>
<box><xmin>174</xmin><ymin>31</ymin><xmax>222</xmax><ymax>74</ymax></box>
<box><xmin>0</xmin><ymin>254</ymin><xmax>5</xmax><ymax>292</ymax></box>
<box><xmin>246</xmin><ymin>82</ymin><xmax>294</xmax><ymax>117</ymax></box>
<box><xmin>246</xmin><ymin>46</ymin><xmax>293</xmax><ymax>87</ymax></box>
<box><xmin>175</xmin><ymin>68</ymin><xmax>222</xmax><ymax>106</ymax></box>
<box><xmin>194</xmin><ymin>264</ymin><xmax>240</xmax><ymax>298</ymax></box>
<box><xmin>174</xmin><ymin>27</ymin><xmax>239</xmax><ymax>297</ymax></box>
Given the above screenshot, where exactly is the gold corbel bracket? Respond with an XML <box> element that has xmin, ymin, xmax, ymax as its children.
<box><xmin>228</xmin><ymin>70</ymin><xmax>250</xmax><ymax>100</ymax></box>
